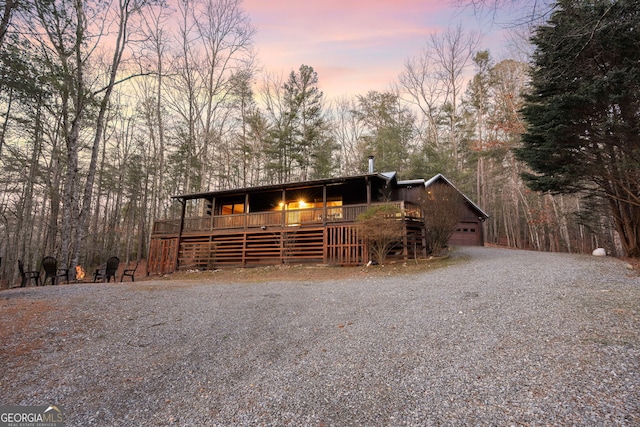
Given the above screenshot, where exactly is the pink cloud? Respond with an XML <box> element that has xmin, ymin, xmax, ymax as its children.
<box><xmin>243</xmin><ymin>0</ymin><xmax>491</xmax><ymax>98</ymax></box>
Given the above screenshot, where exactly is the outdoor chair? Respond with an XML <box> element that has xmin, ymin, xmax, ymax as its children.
<box><xmin>42</xmin><ymin>256</ymin><xmax>58</xmax><ymax>286</ymax></box>
<box><xmin>120</xmin><ymin>261</ymin><xmax>139</xmax><ymax>282</ymax></box>
<box><xmin>18</xmin><ymin>260</ymin><xmax>40</xmax><ymax>287</ymax></box>
<box><xmin>41</xmin><ymin>256</ymin><xmax>69</xmax><ymax>285</ymax></box>
<box><xmin>93</xmin><ymin>256</ymin><xmax>120</xmax><ymax>283</ymax></box>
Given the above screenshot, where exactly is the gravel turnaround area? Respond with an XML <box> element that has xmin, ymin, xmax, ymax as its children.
<box><xmin>1</xmin><ymin>247</ymin><xmax>639</xmax><ymax>426</ymax></box>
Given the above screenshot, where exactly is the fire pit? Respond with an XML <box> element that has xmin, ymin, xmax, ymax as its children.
<box><xmin>73</xmin><ymin>265</ymin><xmax>88</xmax><ymax>283</ymax></box>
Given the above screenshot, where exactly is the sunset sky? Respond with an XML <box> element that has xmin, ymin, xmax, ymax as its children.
<box><xmin>242</xmin><ymin>0</ymin><xmax>513</xmax><ymax>98</ymax></box>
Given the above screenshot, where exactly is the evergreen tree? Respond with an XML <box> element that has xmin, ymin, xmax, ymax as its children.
<box><xmin>516</xmin><ymin>0</ymin><xmax>640</xmax><ymax>257</ymax></box>
<box><xmin>355</xmin><ymin>91</ymin><xmax>415</xmax><ymax>174</ymax></box>
<box><xmin>266</xmin><ymin>64</ymin><xmax>329</xmax><ymax>182</ymax></box>
<box><xmin>229</xmin><ymin>70</ymin><xmax>259</xmax><ymax>188</ymax></box>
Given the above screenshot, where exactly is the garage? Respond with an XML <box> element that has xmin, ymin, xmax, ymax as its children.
<box><xmin>424</xmin><ymin>174</ymin><xmax>489</xmax><ymax>247</ymax></box>
<box><xmin>450</xmin><ymin>221</ymin><xmax>483</xmax><ymax>246</ymax></box>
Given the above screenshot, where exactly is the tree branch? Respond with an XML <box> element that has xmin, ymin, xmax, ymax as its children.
<box><xmin>92</xmin><ymin>71</ymin><xmax>159</xmax><ymax>96</ymax></box>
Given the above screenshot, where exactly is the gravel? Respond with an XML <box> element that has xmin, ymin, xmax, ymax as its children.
<box><xmin>1</xmin><ymin>246</ymin><xmax>639</xmax><ymax>426</ymax></box>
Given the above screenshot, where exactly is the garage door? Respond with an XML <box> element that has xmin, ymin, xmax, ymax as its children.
<box><xmin>449</xmin><ymin>221</ymin><xmax>482</xmax><ymax>246</ymax></box>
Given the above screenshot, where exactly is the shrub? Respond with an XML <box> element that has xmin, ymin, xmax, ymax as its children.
<box><xmin>419</xmin><ymin>184</ymin><xmax>464</xmax><ymax>256</ymax></box>
<box><xmin>356</xmin><ymin>205</ymin><xmax>404</xmax><ymax>264</ymax></box>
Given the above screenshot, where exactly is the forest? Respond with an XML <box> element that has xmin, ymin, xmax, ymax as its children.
<box><xmin>0</xmin><ymin>0</ymin><xmax>632</xmax><ymax>285</ymax></box>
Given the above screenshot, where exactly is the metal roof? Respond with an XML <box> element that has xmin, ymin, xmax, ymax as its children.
<box><xmin>397</xmin><ymin>179</ymin><xmax>425</xmax><ymax>186</ymax></box>
<box><xmin>170</xmin><ymin>171</ymin><xmax>489</xmax><ymax>221</ymax></box>
<box><xmin>171</xmin><ymin>173</ymin><xmax>393</xmax><ymax>201</ymax></box>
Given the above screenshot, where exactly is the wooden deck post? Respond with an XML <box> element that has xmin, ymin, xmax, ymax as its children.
<box><xmin>401</xmin><ymin>201</ymin><xmax>408</xmax><ymax>261</ymax></box>
<box><xmin>280</xmin><ymin>189</ymin><xmax>286</xmax><ymax>263</ymax></box>
<box><xmin>281</xmin><ymin>189</ymin><xmax>286</xmax><ymax>226</ymax></box>
<box><xmin>323</xmin><ymin>184</ymin><xmax>328</xmax><ymax>263</ymax></box>
<box><xmin>244</xmin><ymin>193</ymin><xmax>249</xmax><ymax>229</ymax></box>
<box><xmin>175</xmin><ymin>198</ymin><xmax>186</xmax><ymax>271</ymax></box>
<box><xmin>322</xmin><ymin>184</ymin><xmax>327</xmax><ymax>225</ymax></box>
<box><xmin>210</xmin><ymin>196</ymin><xmax>216</xmax><ymax>230</ymax></box>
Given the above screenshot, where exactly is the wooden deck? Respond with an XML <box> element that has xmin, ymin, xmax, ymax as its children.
<box><xmin>152</xmin><ymin>202</ymin><xmax>422</xmax><ymax>235</ymax></box>
<box><xmin>148</xmin><ymin>202</ymin><xmax>425</xmax><ymax>274</ymax></box>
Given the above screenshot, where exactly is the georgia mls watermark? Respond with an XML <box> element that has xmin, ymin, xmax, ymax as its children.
<box><xmin>0</xmin><ymin>406</ymin><xmax>64</xmax><ymax>427</ymax></box>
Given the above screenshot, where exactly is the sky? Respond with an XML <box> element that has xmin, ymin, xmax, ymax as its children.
<box><xmin>242</xmin><ymin>0</ymin><xmax>512</xmax><ymax>99</ymax></box>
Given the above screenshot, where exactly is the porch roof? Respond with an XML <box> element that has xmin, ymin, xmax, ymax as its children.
<box><xmin>171</xmin><ymin>172</ymin><xmax>396</xmax><ymax>201</ymax></box>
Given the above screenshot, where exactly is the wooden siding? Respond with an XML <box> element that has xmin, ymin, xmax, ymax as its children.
<box><xmin>147</xmin><ymin>237</ymin><xmax>178</xmax><ymax>275</ymax></box>
<box><xmin>148</xmin><ymin>224</ymin><xmax>375</xmax><ymax>273</ymax></box>
<box><xmin>326</xmin><ymin>224</ymin><xmax>367</xmax><ymax>266</ymax></box>
<box><xmin>448</xmin><ymin>203</ymin><xmax>484</xmax><ymax>247</ymax></box>
<box><xmin>171</xmin><ymin>228</ymin><xmax>331</xmax><ymax>271</ymax></box>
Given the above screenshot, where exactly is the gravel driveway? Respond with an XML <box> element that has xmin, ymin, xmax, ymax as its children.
<box><xmin>1</xmin><ymin>246</ymin><xmax>639</xmax><ymax>426</ymax></box>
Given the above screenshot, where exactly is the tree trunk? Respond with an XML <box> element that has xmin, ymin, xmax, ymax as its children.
<box><xmin>609</xmin><ymin>197</ymin><xmax>640</xmax><ymax>258</ymax></box>
<box><xmin>71</xmin><ymin>0</ymin><xmax>133</xmax><ymax>270</ymax></box>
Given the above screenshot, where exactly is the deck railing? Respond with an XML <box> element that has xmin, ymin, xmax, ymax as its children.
<box><xmin>152</xmin><ymin>201</ymin><xmax>422</xmax><ymax>234</ymax></box>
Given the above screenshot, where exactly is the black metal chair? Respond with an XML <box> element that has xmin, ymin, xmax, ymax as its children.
<box><xmin>120</xmin><ymin>261</ymin><xmax>139</xmax><ymax>282</ymax></box>
<box><xmin>41</xmin><ymin>256</ymin><xmax>69</xmax><ymax>285</ymax></box>
<box><xmin>94</xmin><ymin>256</ymin><xmax>120</xmax><ymax>283</ymax></box>
<box><xmin>42</xmin><ymin>256</ymin><xmax>58</xmax><ymax>286</ymax></box>
<box><xmin>18</xmin><ymin>260</ymin><xmax>40</xmax><ymax>287</ymax></box>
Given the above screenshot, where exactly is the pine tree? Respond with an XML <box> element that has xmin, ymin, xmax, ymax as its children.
<box><xmin>355</xmin><ymin>91</ymin><xmax>414</xmax><ymax>174</ymax></box>
<box><xmin>516</xmin><ymin>0</ymin><xmax>640</xmax><ymax>257</ymax></box>
<box><xmin>266</xmin><ymin>65</ymin><xmax>329</xmax><ymax>182</ymax></box>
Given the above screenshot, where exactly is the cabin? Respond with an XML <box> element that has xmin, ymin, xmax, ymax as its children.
<box><xmin>147</xmin><ymin>172</ymin><xmax>488</xmax><ymax>274</ymax></box>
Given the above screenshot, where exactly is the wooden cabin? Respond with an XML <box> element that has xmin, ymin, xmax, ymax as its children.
<box><xmin>147</xmin><ymin>172</ymin><xmax>488</xmax><ymax>274</ymax></box>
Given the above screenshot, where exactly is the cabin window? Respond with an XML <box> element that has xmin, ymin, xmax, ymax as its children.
<box><xmin>285</xmin><ymin>200</ymin><xmax>308</xmax><ymax>210</ymax></box>
<box><xmin>278</xmin><ymin>198</ymin><xmax>342</xmax><ymax>210</ymax></box>
<box><xmin>278</xmin><ymin>197</ymin><xmax>343</xmax><ymax>225</ymax></box>
<box><xmin>221</xmin><ymin>203</ymin><xmax>245</xmax><ymax>215</ymax></box>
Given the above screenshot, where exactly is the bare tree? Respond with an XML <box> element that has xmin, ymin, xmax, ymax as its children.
<box><xmin>356</xmin><ymin>205</ymin><xmax>405</xmax><ymax>264</ymax></box>
<box><xmin>399</xmin><ymin>25</ymin><xmax>480</xmax><ymax>177</ymax></box>
<box><xmin>166</xmin><ymin>0</ymin><xmax>255</xmax><ymax>194</ymax></box>
<box><xmin>331</xmin><ymin>96</ymin><xmax>367</xmax><ymax>175</ymax></box>
<box><xmin>399</xmin><ymin>48</ymin><xmax>444</xmax><ymax>150</ymax></box>
<box><xmin>419</xmin><ymin>184</ymin><xmax>465</xmax><ymax>256</ymax></box>
<box><xmin>136</xmin><ymin>1</ymin><xmax>170</xmax><ymax>255</ymax></box>
<box><xmin>28</xmin><ymin>0</ymin><xmax>157</xmax><ymax>273</ymax></box>
<box><xmin>431</xmin><ymin>25</ymin><xmax>481</xmax><ymax>172</ymax></box>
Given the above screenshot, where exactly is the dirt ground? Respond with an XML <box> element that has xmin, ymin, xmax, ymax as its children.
<box><xmin>0</xmin><ymin>256</ymin><xmax>457</xmax><ymax>344</ymax></box>
<box><xmin>150</xmin><ymin>255</ymin><xmax>459</xmax><ymax>284</ymax></box>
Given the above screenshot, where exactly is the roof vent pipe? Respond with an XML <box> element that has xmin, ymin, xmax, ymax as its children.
<box><xmin>368</xmin><ymin>155</ymin><xmax>375</xmax><ymax>173</ymax></box>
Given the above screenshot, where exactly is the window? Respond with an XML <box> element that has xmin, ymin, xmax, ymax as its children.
<box><xmin>278</xmin><ymin>198</ymin><xmax>342</xmax><ymax>211</ymax></box>
<box><xmin>221</xmin><ymin>203</ymin><xmax>244</xmax><ymax>215</ymax></box>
